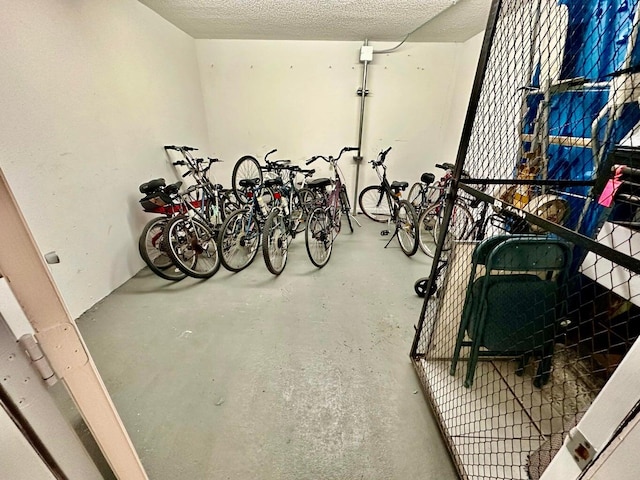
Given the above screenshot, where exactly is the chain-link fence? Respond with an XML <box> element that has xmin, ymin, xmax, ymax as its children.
<box><xmin>410</xmin><ymin>1</ymin><xmax>640</xmax><ymax>478</ymax></box>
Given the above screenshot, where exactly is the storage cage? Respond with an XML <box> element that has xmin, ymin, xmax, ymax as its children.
<box><xmin>410</xmin><ymin>0</ymin><xmax>640</xmax><ymax>478</ymax></box>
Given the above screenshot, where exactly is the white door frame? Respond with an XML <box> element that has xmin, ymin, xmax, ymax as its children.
<box><xmin>0</xmin><ymin>169</ymin><xmax>148</xmax><ymax>479</ymax></box>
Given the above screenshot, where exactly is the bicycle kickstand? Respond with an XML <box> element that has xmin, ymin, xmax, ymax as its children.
<box><xmin>383</xmin><ymin>224</ymin><xmax>399</xmax><ymax>248</ymax></box>
<box><xmin>349</xmin><ymin>211</ymin><xmax>362</xmax><ymax>227</ymax></box>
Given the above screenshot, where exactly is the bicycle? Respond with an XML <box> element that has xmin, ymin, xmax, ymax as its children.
<box><xmin>137</xmin><ymin>178</ymin><xmax>188</xmax><ymax>281</ymax></box>
<box><xmin>304</xmin><ymin>146</ymin><xmax>360</xmax><ymax>267</ymax></box>
<box><xmin>358</xmin><ymin>147</ymin><xmax>419</xmax><ymax>257</ymax></box>
<box><xmin>417</xmin><ymin>163</ymin><xmax>475</xmax><ymax>257</ymax></box>
<box><xmin>231</xmin><ymin>149</ymin><xmax>292</xmax><ymax>206</ymax></box>
<box><xmin>218</xmin><ymin>174</ymin><xmax>280</xmax><ymax>273</ymax></box>
<box><xmin>261</xmin><ymin>164</ymin><xmax>315</xmax><ymax>275</ymax></box>
<box><xmin>160</xmin><ymin>145</ymin><xmax>228</xmax><ymax>278</ymax></box>
<box><xmin>407</xmin><ymin>172</ymin><xmax>437</xmax><ymax>215</ymax></box>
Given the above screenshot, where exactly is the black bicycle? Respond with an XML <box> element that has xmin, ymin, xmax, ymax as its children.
<box><xmin>358</xmin><ymin>147</ymin><xmax>419</xmax><ymax>256</ymax></box>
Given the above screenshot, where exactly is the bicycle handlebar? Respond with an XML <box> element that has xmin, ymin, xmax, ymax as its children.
<box><xmin>164</xmin><ymin>145</ymin><xmax>198</xmax><ymax>152</ymax></box>
<box><xmin>369</xmin><ymin>146</ymin><xmax>393</xmax><ymax>167</ymax></box>
<box><xmin>306</xmin><ymin>146</ymin><xmax>358</xmax><ymax>165</ymax></box>
<box><xmin>264</xmin><ymin>148</ymin><xmax>278</xmax><ymax>161</ymax></box>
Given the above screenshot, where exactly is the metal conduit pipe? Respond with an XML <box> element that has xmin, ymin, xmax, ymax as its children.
<box><xmin>353</xmin><ymin>39</ymin><xmax>369</xmax><ymax>215</ymax></box>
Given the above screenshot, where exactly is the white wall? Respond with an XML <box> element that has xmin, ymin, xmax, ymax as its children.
<box><xmin>441</xmin><ymin>31</ymin><xmax>485</xmax><ymax>165</ymax></box>
<box><xmin>0</xmin><ymin>0</ymin><xmax>210</xmax><ymax>318</ymax></box>
<box><xmin>195</xmin><ymin>39</ymin><xmax>480</xmax><ymax>198</ymax></box>
<box><xmin>0</xmin><ymin>4</ymin><xmax>482</xmax><ymax>318</ymax></box>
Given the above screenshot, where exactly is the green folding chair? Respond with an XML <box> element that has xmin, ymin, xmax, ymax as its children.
<box><xmin>450</xmin><ymin>235</ymin><xmax>572</xmax><ymax>388</ymax></box>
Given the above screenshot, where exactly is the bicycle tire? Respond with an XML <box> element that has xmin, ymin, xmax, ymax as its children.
<box><xmin>305</xmin><ymin>207</ymin><xmax>333</xmax><ymax>268</ymax></box>
<box><xmin>221</xmin><ymin>190</ymin><xmax>241</xmax><ymax>220</ymax></box>
<box><xmin>293</xmin><ymin>187</ymin><xmax>315</xmax><ymax>234</ymax></box>
<box><xmin>138</xmin><ymin>217</ymin><xmax>186</xmax><ymax>281</ymax></box>
<box><xmin>339</xmin><ymin>185</ymin><xmax>353</xmax><ymax>233</ymax></box>
<box><xmin>408</xmin><ymin>182</ymin><xmax>423</xmax><ymax>211</ymax></box>
<box><xmin>262</xmin><ymin>207</ymin><xmax>289</xmax><ymax>275</ymax></box>
<box><xmin>396</xmin><ymin>199</ymin><xmax>419</xmax><ymax>256</ymax></box>
<box><xmin>219</xmin><ymin>208</ymin><xmax>261</xmax><ymax>272</ymax></box>
<box><xmin>232</xmin><ymin>155</ymin><xmax>262</xmax><ymax>204</ymax></box>
<box><xmin>163</xmin><ymin>216</ymin><xmax>220</xmax><ymax>279</ymax></box>
<box><xmin>418</xmin><ymin>204</ymin><xmax>440</xmax><ymax>257</ymax></box>
<box><xmin>418</xmin><ymin>202</ymin><xmax>474</xmax><ymax>257</ymax></box>
<box><xmin>358</xmin><ymin>185</ymin><xmax>392</xmax><ymax>222</ymax></box>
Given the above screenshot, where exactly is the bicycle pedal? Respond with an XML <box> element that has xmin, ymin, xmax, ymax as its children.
<box><xmin>380</xmin><ymin>230</ymin><xmax>390</xmax><ymax>236</ymax></box>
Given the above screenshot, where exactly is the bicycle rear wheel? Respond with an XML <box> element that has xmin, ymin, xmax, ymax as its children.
<box><xmin>292</xmin><ymin>187</ymin><xmax>315</xmax><ymax>234</ymax></box>
<box><xmin>138</xmin><ymin>217</ymin><xmax>186</xmax><ymax>281</ymax></box>
<box><xmin>396</xmin><ymin>200</ymin><xmax>419</xmax><ymax>256</ymax></box>
<box><xmin>418</xmin><ymin>204</ymin><xmax>439</xmax><ymax>257</ymax></box>
<box><xmin>339</xmin><ymin>185</ymin><xmax>353</xmax><ymax>233</ymax></box>
<box><xmin>358</xmin><ymin>185</ymin><xmax>392</xmax><ymax>222</ymax></box>
<box><xmin>219</xmin><ymin>208</ymin><xmax>261</xmax><ymax>272</ymax></box>
<box><xmin>262</xmin><ymin>207</ymin><xmax>289</xmax><ymax>275</ymax></box>
<box><xmin>221</xmin><ymin>189</ymin><xmax>241</xmax><ymax>219</ymax></box>
<box><xmin>418</xmin><ymin>202</ymin><xmax>473</xmax><ymax>257</ymax></box>
<box><xmin>163</xmin><ymin>216</ymin><xmax>220</xmax><ymax>278</ymax></box>
<box><xmin>305</xmin><ymin>207</ymin><xmax>333</xmax><ymax>268</ymax></box>
<box><xmin>232</xmin><ymin>155</ymin><xmax>262</xmax><ymax>204</ymax></box>
<box><xmin>408</xmin><ymin>183</ymin><xmax>423</xmax><ymax>211</ymax></box>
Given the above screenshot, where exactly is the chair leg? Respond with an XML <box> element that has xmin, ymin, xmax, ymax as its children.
<box><xmin>450</xmin><ymin>313</ymin><xmax>471</xmax><ymax>376</ymax></box>
<box><xmin>464</xmin><ymin>338</ymin><xmax>484</xmax><ymax>388</ymax></box>
<box><xmin>533</xmin><ymin>343</ymin><xmax>554</xmax><ymax>388</ymax></box>
<box><xmin>515</xmin><ymin>353</ymin><xmax>531</xmax><ymax>377</ymax></box>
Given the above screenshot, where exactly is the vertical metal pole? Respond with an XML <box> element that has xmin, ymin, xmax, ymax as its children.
<box><xmin>353</xmin><ymin>39</ymin><xmax>369</xmax><ymax>214</ymax></box>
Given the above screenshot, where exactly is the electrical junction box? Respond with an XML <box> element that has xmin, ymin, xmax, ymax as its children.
<box><xmin>360</xmin><ymin>46</ymin><xmax>373</xmax><ymax>62</ymax></box>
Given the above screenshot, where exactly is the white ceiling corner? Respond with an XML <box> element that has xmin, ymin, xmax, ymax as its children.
<box><xmin>138</xmin><ymin>0</ymin><xmax>491</xmax><ymax>42</ymax></box>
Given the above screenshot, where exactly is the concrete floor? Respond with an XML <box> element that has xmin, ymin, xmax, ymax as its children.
<box><xmin>75</xmin><ymin>217</ymin><xmax>458</xmax><ymax>479</ymax></box>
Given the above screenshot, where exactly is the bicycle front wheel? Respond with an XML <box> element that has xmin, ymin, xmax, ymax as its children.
<box><xmin>396</xmin><ymin>200</ymin><xmax>419</xmax><ymax>256</ymax></box>
<box><xmin>232</xmin><ymin>155</ymin><xmax>262</xmax><ymax>204</ymax></box>
<box><xmin>358</xmin><ymin>185</ymin><xmax>392</xmax><ymax>222</ymax></box>
<box><xmin>138</xmin><ymin>217</ymin><xmax>186</xmax><ymax>281</ymax></box>
<box><xmin>262</xmin><ymin>207</ymin><xmax>289</xmax><ymax>275</ymax></box>
<box><xmin>219</xmin><ymin>208</ymin><xmax>261</xmax><ymax>272</ymax></box>
<box><xmin>163</xmin><ymin>216</ymin><xmax>220</xmax><ymax>279</ymax></box>
<box><xmin>305</xmin><ymin>207</ymin><xmax>333</xmax><ymax>268</ymax></box>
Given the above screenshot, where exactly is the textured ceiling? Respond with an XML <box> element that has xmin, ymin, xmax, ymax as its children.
<box><xmin>138</xmin><ymin>0</ymin><xmax>491</xmax><ymax>42</ymax></box>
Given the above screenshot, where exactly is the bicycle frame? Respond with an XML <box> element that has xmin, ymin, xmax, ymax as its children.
<box><xmin>164</xmin><ymin>145</ymin><xmax>227</xmax><ymax>231</ymax></box>
<box><xmin>305</xmin><ymin>146</ymin><xmax>359</xmax><ymax>230</ymax></box>
<box><xmin>367</xmin><ymin>150</ymin><xmax>407</xmax><ymax>221</ymax></box>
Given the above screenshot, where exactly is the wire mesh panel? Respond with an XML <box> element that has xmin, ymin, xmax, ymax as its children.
<box><xmin>411</xmin><ymin>1</ymin><xmax>640</xmax><ymax>478</ymax></box>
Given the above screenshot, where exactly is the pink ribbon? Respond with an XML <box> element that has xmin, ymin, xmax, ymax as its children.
<box><xmin>598</xmin><ymin>165</ymin><xmax>624</xmax><ymax>207</ymax></box>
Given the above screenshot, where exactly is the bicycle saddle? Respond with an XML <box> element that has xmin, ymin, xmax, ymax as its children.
<box><xmin>163</xmin><ymin>182</ymin><xmax>182</xmax><ymax>195</ymax></box>
<box><xmin>264</xmin><ymin>177</ymin><xmax>284</xmax><ymax>188</ymax></box>
<box><xmin>139</xmin><ymin>178</ymin><xmax>166</xmax><ymax>194</ymax></box>
<box><xmin>421</xmin><ymin>172</ymin><xmax>435</xmax><ymax>185</ymax></box>
<box><xmin>391</xmin><ymin>181</ymin><xmax>409</xmax><ymax>191</ymax></box>
<box><xmin>307</xmin><ymin>178</ymin><xmax>331</xmax><ymax>189</ymax></box>
<box><xmin>239</xmin><ymin>178</ymin><xmax>260</xmax><ymax>188</ymax></box>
